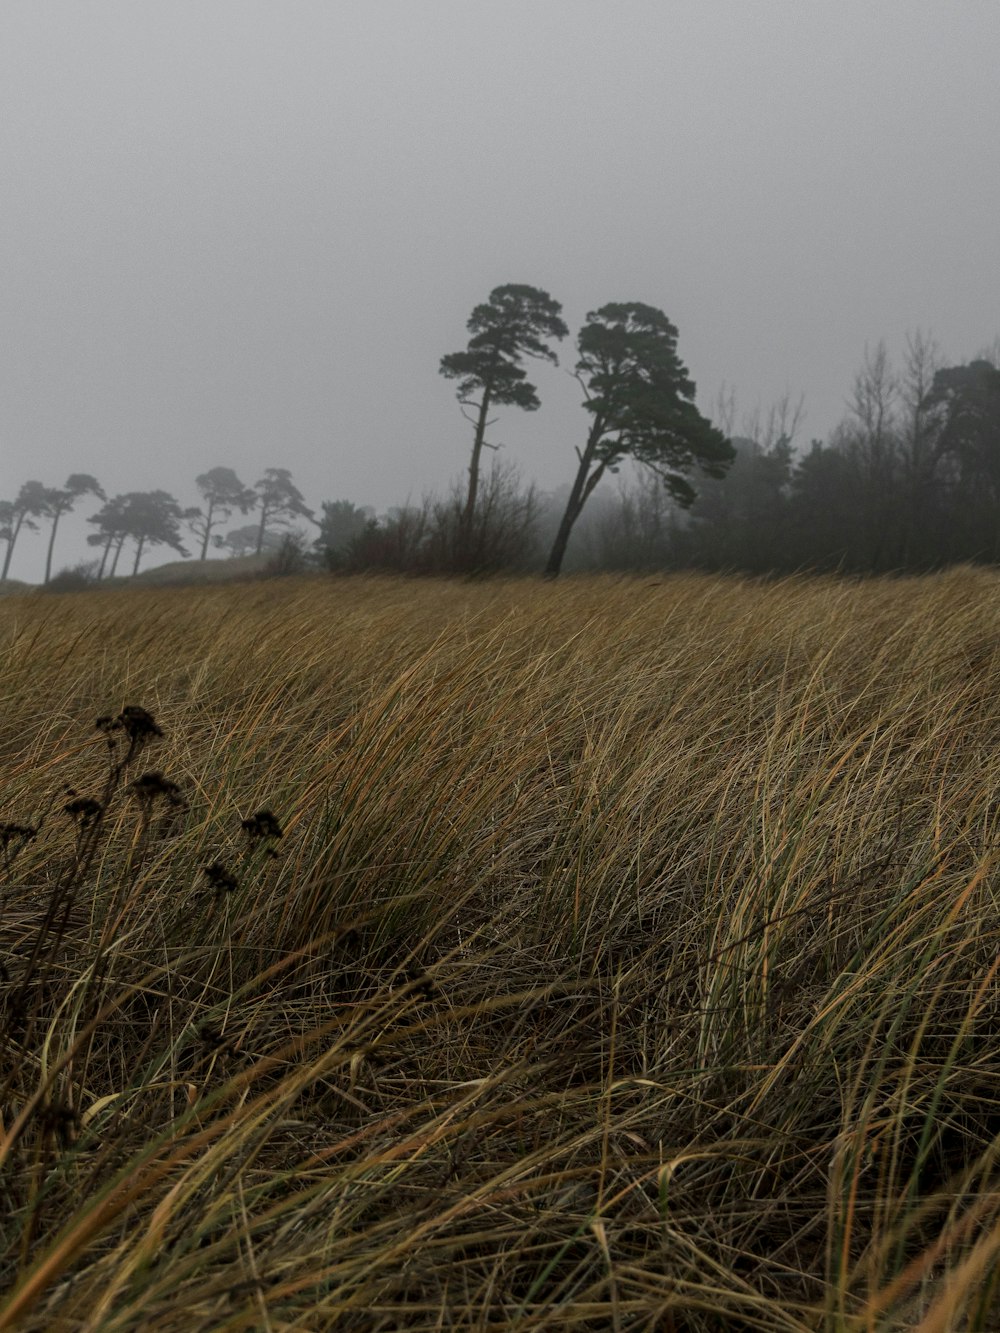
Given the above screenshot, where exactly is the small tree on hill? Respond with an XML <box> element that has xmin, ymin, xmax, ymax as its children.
<box><xmin>111</xmin><ymin>490</ymin><xmax>192</xmax><ymax>573</ymax></box>
<box><xmin>440</xmin><ymin>284</ymin><xmax>568</xmax><ymax>532</ymax></box>
<box><xmin>87</xmin><ymin>495</ymin><xmax>132</xmax><ymax>578</ymax></box>
<box><xmin>188</xmin><ymin>467</ymin><xmax>256</xmax><ymax>560</ymax></box>
<box><xmin>252</xmin><ymin>468</ymin><xmax>314</xmax><ymax>555</ymax></box>
<box><xmin>216</xmin><ymin>524</ymin><xmax>283</xmax><ymax>559</ymax></box>
<box><xmin>545</xmin><ymin>303</ymin><xmax>733</xmax><ymax>577</ymax></box>
<box><xmin>40</xmin><ymin>474</ymin><xmax>105</xmax><ymax>584</ymax></box>
<box><xmin>1</xmin><ymin>481</ymin><xmax>49</xmax><ymax>581</ymax></box>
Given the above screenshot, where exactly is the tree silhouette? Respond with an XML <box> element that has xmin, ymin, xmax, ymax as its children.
<box><xmin>545</xmin><ymin>303</ymin><xmax>732</xmax><ymax>577</ymax></box>
<box><xmin>314</xmin><ymin>499</ymin><xmax>374</xmax><ymax>568</ymax></box>
<box><xmin>0</xmin><ymin>503</ymin><xmax>13</xmax><ymax>579</ymax></box>
<box><xmin>921</xmin><ymin>360</ymin><xmax>1000</xmax><ymax>561</ymax></box>
<box><xmin>1</xmin><ymin>481</ymin><xmax>49</xmax><ymax>581</ymax></box>
<box><xmin>188</xmin><ymin>467</ymin><xmax>256</xmax><ymax>560</ymax></box>
<box><xmin>40</xmin><ymin>474</ymin><xmax>105</xmax><ymax>584</ymax></box>
<box><xmin>216</xmin><ymin>524</ymin><xmax>284</xmax><ymax>559</ymax></box>
<box><xmin>123</xmin><ymin>491</ymin><xmax>189</xmax><ymax>574</ymax></box>
<box><xmin>87</xmin><ymin>492</ymin><xmax>189</xmax><ymax>576</ymax></box>
<box><xmin>87</xmin><ymin>495</ymin><xmax>132</xmax><ymax>578</ymax></box>
<box><xmin>251</xmin><ymin>469</ymin><xmax>314</xmax><ymax>555</ymax></box>
<box><xmin>440</xmin><ymin>285</ymin><xmax>567</xmax><ymax>531</ymax></box>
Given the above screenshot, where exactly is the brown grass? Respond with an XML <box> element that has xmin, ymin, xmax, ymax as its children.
<box><xmin>1</xmin><ymin>569</ymin><xmax>999</xmax><ymax>1330</ymax></box>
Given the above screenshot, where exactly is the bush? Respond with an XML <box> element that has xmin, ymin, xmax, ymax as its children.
<box><xmin>262</xmin><ymin>531</ymin><xmax>312</xmax><ymax>578</ymax></box>
<box><xmin>43</xmin><ymin>561</ymin><xmax>100</xmax><ymax>593</ymax></box>
<box><xmin>424</xmin><ymin>463</ymin><xmax>539</xmax><ymax>574</ymax></box>
<box><xmin>343</xmin><ymin>506</ymin><xmax>431</xmax><ymax>573</ymax></box>
<box><xmin>314</xmin><ymin>500</ymin><xmax>375</xmax><ymax>570</ymax></box>
<box><xmin>342</xmin><ymin>464</ymin><xmax>538</xmax><ymax>576</ymax></box>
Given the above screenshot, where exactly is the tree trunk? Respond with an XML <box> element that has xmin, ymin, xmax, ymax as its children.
<box><xmin>97</xmin><ymin>536</ymin><xmax>113</xmax><ymax>579</ymax></box>
<box><xmin>462</xmin><ymin>383</ymin><xmax>494</xmax><ymax>531</ymax></box>
<box><xmin>1</xmin><ymin>512</ymin><xmax>25</xmax><ymax>581</ymax></box>
<box><xmin>131</xmin><ymin>534</ymin><xmax>146</xmax><ymax>576</ymax></box>
<box><xmin>255</xmin><ymin>503</ymin><xmax>269</xmax><ymax>556</ymax></box>
<box><xmin>199</xmin><ymin>501</ymin><xmax>214</xmax><ymax>560</ymax></box>
<box><xmin>44</xmin><ymin>510</ymin><xmax>63</xmax><ymax>584</ymax></box>
<box><xmin>544</xmin><ymin>496</ymin><xmax>584</xmax><ymax>579</ymax></box>
<box><xmin>110</xmin><ymin>535</ymin><xmax>126</xmax><ymax>577</ymax></box>
<box><xmin>543</xmin><ymin>426</ymin><xmax>606</xmax><ymax>578</ymax></box>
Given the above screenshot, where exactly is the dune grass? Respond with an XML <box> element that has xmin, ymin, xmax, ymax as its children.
<box><xmin>1</xmin><ymin>568</ymin><xmax>999</xmax><ymax>1330</ymax></box>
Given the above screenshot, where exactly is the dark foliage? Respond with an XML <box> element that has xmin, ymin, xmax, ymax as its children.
<box><xmin>441</xmin><ymin>284</ymin><xmax>567</xmax><ymax>534</ymax></box>
<box><xmin>545</xmin><ymin>303</ymin><xmax>733</xmax><ymax>576</ymax></box>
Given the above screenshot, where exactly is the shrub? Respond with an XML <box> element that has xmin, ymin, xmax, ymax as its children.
<box><xmin>262</xmin><ymin>530</ymin><xmax>312</xmax><ymax>577</ymax></box>
<box><xmin>342</xmin><ymin>464</ymin><xmax>538</xmax><ymax>576</ymax></box>
<box><xmin>43</xmin><ymin>561</ymin><xmax>100</xmax><ymax>592</ymax></box>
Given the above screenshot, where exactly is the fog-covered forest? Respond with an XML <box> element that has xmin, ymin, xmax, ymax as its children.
<box><xmin>3</xmin><ymin>287</ymin><xmax>998</xmax><ymax>590</ymax></box>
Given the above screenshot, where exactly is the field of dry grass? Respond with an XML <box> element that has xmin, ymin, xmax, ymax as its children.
<box><xmin>2</xmin><ymin>569</ymin><xmax>1000</xmax><ymax>1330</ymax></box>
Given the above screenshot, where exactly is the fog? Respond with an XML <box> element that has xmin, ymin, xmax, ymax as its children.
<box><xmin>3</xmin><ymin>1</ymin><xmax>998</xmax><ymax>580</ymax></box>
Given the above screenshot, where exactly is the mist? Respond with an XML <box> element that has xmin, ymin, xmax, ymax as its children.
<box><xmin>2</xmin><ymin>2</ymin><xmax>998</xmax><ymax>581</ymax></box>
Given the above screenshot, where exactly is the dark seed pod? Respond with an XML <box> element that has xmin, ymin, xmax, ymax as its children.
<box><xmin>202</xmin><ymin>862</ymin><xmax>238</xmax><ymax>893</ymax></box>
<box><xmin>130</xmin><ymin>771</ymin><xmax>186</xmax><ymax>809</ymax></box>
<box><xmin>241</xmin><ymin>809</ymin><xmax>284</xmax><ymax>845</ymax></box>
<box><xmin>64</xmin><ymin>796</ymin><xmax>104</xmax><ymax>828</ymax></box>
<box><xmin>119</xmin><ymin>706</ymin><xmax>163</xmax><ymax>741</ymax></box>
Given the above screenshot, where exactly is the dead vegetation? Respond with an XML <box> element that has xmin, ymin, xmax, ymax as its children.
<box><xmin>1</xmin><ymin>569</ymin><xmax>1000</xmax><ymax>1330</ymax></box>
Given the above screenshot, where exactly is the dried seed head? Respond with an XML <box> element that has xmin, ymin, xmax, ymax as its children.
<box><xmin>0</xmin><ymin>822</ymin><xmax>37</xmax><ymax>847</ymax></box>
<box><xmin>96</xmin><ymin>706</ymin><xmax>163</xmax><ymax>743</ymax></box>
<box><xmin>241</xmin><ymin>809</ymin><xmax>284</xmax><ymax>845</ymax></box>
<box><xmin>64</xmin><ymin>796</ymin><xmax>104</xmax><ymax>828</ymax></box>
<box><xmin>203</xmin><ymin>862</ymin><xmax>238</xmax><ymax>894</ymax></box>
<box><xmin>118</xmin><ymin>706</ymin><xmax>163</xmax><ymax>741</ymax></box>
<box><xmin>130</xmin><ymin>771</ymin><xmax>186</xmax><ymax>809</ymax></box>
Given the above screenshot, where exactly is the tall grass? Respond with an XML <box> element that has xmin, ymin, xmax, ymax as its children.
<box><xmin>1</xmin><ymin>569</ymin><xmax>999</xmax><ymax>1329</ymax></box>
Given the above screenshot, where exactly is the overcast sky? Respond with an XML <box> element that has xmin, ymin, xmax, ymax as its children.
<box><xmin>3</xmin><ymin>2</ymin><xmax>998</xmax><ymax>579</ymax></box>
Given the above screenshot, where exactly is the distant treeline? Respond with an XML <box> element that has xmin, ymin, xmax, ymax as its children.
<box><xmin>0</xmin><ymin>467</ymin><xmax>314</xmax><ymax>586</ymax></box>
<box><xmin>291</xmin><ymin>332</ymin><xmax>1000</xmax><ymax>579</ymax></box>
<box><xmin>4</xmin><ymin>288</ymin><xmax>999</xmax><ymax>585</ymax></box>
<box><xmin>624</xmin><ymin>340</ymin><xmax>1000</xmax><ymax>577</ymax></box>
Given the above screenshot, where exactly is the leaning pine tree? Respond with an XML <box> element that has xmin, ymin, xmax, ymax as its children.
<box><xmin>545</xmin><ymin>302</ymin><xmax>734</xmax><ymax>577</ymax></box>
<box><xmin>440</xmin><ymin>284</ymin><xmax>568</xmax><ymax>533</ymax></box>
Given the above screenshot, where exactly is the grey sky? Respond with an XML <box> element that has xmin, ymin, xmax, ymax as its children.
<box><xmin>3</xmin><ymin>2</ymin><xmax>998</xmax><ymax>579</ymax></box>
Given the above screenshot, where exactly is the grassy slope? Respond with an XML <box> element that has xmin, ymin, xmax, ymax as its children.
<box><xmin>1</xmin><ymin>570</ymin><xmax>999</xmax><ymax>1329</ymax></box>
<box><xmin>129</xmin><ymin>554</ymin><xmax>271</xmax><ymax>584</ymax></box>
<box><xmin>0</xmin><ymin>580</ymin><xmax>34</xmax><ymax>598</ymax></box>
<box><xmin>2</xmin><ymin>555</ymin><xmax>268</xmax><ymax>596</ymax></box>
